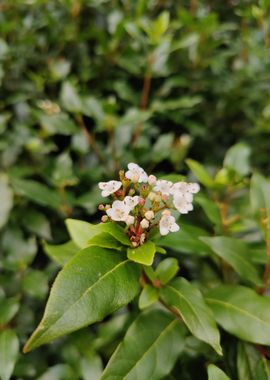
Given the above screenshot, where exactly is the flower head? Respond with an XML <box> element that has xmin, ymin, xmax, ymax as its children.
<box><xmin>159</xmin><ymin>214</ymin><xmax>180</xmax><ymax>236</ymax></box>
<box><xmin>125</xmin><ymin>163</ymin><xmax>148</xmax><ymax>183</ymax></box>
<box><xmin>106</xmin><ymin>200</ymin><xmax>131</xmax><ymax>222</ymax></box>
<box><xmin>98</xmin><ymin>180</ymin><xmax>122</xmax><ymax>197</ymax></box>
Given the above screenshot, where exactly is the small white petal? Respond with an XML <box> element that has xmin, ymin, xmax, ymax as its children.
<box><xmin>154</xmin><ymin>180</ymin><xmax>173</xmax><ymax>196</ymax></box>
<box><xmin>98</xmin><ymin>180</ymin><xmax>122</xmax><ymax>197</ymax></box>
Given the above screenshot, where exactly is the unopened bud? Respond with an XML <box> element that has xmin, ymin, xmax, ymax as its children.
<box><xmin>132</xmin><ymin>241</ymin><xmax>139</xmax><ymax>247</ymax></box>
<box><xmin>126</xmin><ymin>215</ymin><xmax>135</xmax><ymax>226</ymax></box>
<box><xmin>162</xmin><ymin>194</ymin><xmax>168</xmax><ymax>201</ymax></box>
<box><xmin>162</xmin><ymin>209</ymin><xmax>171</xmax><ymax>216</ymax></box>
<box><xmin>128</xmin><ymin>188</ymin><xmax>136</xmax><ymax>196</ymax></box>
<box><xmin>139</xmin><ymin>198</ymin><xmax>145</xmax><ymax>206</ymax></box>
<box><xmin>148</xmin><ymin>175</ymin><xmax>156</xmax><ymax>186</ymax></box>
<box><xmin>105</xmin><ymin>204</ymin><xmax>111</xmax><ymax>210</ymax></box>
<box><xmin>98</xmin><ymin>204</ymin><xmax>105</xmax><ymax>211</ymax></box>
<box><xmin>140</xmin><ymin>233</ymin><xmax>146</xmax><ymax>245</ymax></box>
<box><xmin>154</xmin><ymin>194</ymin><xmax>162</xmax><ymax>203</ymax></box>
<box><xmin>145</xmin><ymin>210</ymin><xmax>155</xmax><ymax>220</ymax></box>
<box><xmin>140</xmin><ymin>218</ymin><xmax>149</xmax><ymax>229</ymax></box>
<box><xmin>148</xmin><ymin>192</ymin><xmax>156</xmax><ymax>201</ymax></box>
<box><xmin>119</xmin><ymin>170</ymin><xmax>125</xmax><ymax>181</ymax></box>
<box><xmin>101</xmin><ymin>215</ymin><xmax>108</xmax><ymax>222</ymax></box>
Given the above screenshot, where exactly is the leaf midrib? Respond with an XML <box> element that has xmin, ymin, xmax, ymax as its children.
<box><xmin>206</xmin><ymin>298</ymin><xmax>270</xmax><ymax>327</ymax></box>
<box><xmin>33</xmin><ymin>259</ymin><xmax>130</xmax><ymax>345</ymax></box>
<box><xmin>165</xmin><ymin>285</ymin><xmax>216</xmax><ymax>345</ymax></box>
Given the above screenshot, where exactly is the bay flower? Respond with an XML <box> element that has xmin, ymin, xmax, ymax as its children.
<box><xmin>106</xmin><ymin>200</ymin><xmax>131</xmax><ymax>222</ymax></box>
<box><xmin>125</xmin><ymin>163</ymin><xmax>148</xmax><ymax>183</ymax></box>
<box><xmin>98</xmin><ymin>180</ymin><xmax>122</xmax><ymax>197</ymax></box>
<box><xmin>123</xmin><ymin>196</ymin><xmax>140</xmax><ymax>210</ymax></box>
<box><xmin>159</xmin><ymin>214</ymin><xmax>180</xmax><ymax>236</ymax></box>
<box><xmin>154</xmin><ymin>180</ymin><xmax>173</xmax><ymax>196</ymax></box>
<box><xmin>173</xmin><ymin>194</ymin><xmax>193</xmax><ymax>214</ymax></box>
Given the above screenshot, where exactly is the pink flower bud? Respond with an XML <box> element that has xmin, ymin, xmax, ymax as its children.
<box><xmin>98</xmin><ymin>204</ymin><xmax>105</xmax><ymax>210</ymax></box>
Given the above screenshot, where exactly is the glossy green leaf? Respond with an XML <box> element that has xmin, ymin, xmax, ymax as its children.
<box><xmin>0</xmin><ymin>297</ymin><xmax>19</xmax><ymax>325</ymax></box>
<box><xmin>98</xmin><ymin>223</ymin><xmax>131</xmax><ymax>246</ymax></box>
<box><xmin>127</xmin><ymin>241</ymin><xmax>156</xmax><ymax>265</ymax></box>
<box><xmin>80</xmin><ymin>355</ymin><xmax>103</xmax><ymax>380</ymax></box>
<box><xmin>43</xmin><ymin>240</ymin><xmax>79</xmax><ymax>266</ymax></box>
<box><xmin>155</xmin><ymin>258</ymin><xmax>179</xmax><ymax>285</ymax></box>
<box><xmin>0</xmin><ymin>175</ymin><xmax>13</xmax><ymax>229</ymax></box>
<box><xmin>250</xmin><ymin>173</ymin><xmax>270</xmax><ymax>216</ymax></box>
<box><xmin>138</xmin><ymin>285</ymin><xmax>158</xmax><ymax>309</ymax></box>
<box><xmin>206</xmin><ymin>285</ymin><xmax>270</xmax><ymax>345</ymax></box>
<box><xmin>65</xmin><ymin>219</ymin><xmax>99</xmax><ymax>248</ymax></box>
<box><xmin>255</xmin><ymin>358</ymin><xmax>270</xmax><ymax>380</ymax></box>
<box><xmin>0</xmin><ymin>329</ymin><xmax>19</xmax><ymax>380</ymax></box>
<box><xmin>186</xmin><ymin>159</ymin><xmax>214</xmax><ymax>188</ymax></box>
<box><xmin>195</xmin><ymin>194</ymin><xmax>222</xmax><ymax>227</ymax></box>
<box><xmin>23</xmin><ymin>247</ymin><xmax>140</xmax><ymax>352</ymax></box>
<box><xmin>237</xmin><ymin>342</ymin><xmax>260</xmax><ymax>380</ymax></box>
<box><xmin>160</xmin><ymin>278</ymin><xmax>222</xmax><ymax>355</ymax></box>
<box><xmin>207</xmin><ymin>364</ymin><xmax>231</xmax><ymax>380</ymax></box>
<box><xmin>223</xmin><ymin>143</ymin><xmax>251</xmax><ymax>176</ymax></box>
<box><xmin>101</xmin><ymin>310</ymin><xmax>186</xmax><ymax>380</ymax></box>
<box><xmin>87</xmin><ymin>232</ymin><xmax>123</xmax><ymax>250</ymax></box>
<box><xmin>201</xmin><ymin>236</ymin><xmax>262</xmax><ymax>285</ymax></box>
<box><xmin>11</xmin><ymin>178</ymin><xmax>61</xmax><ymax>209</ymax></box>
<box><xmin>60</xmin><ymin>82</ymin><xmax>82</xmax><ymax>113</ymax></box>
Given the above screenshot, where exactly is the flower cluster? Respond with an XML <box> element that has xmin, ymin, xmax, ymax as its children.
<box><xmin>98</xmin><ymin>163</ymin><xmax>199</xmax><ymax>247</ymax></box>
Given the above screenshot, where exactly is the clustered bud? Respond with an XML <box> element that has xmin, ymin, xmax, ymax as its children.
<box><xmin>98</xmin><ymin>163</ymin><xmax>199</xmax><ymax>247</ymax></box>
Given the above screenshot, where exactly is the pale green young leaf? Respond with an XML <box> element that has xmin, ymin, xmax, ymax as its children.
<box><xmin>155</xmin><ymin>258</ymin><xmax>179</xmax><ymax>285</ymax></box>
<box><xmin>223</xmin><ymin>142</ymin><xmax>251</xmax><ymax>177</ymax></box>
<box><xmin>101</xmin><ymin>310</ymin><xmax>186</xmax><ymax>380</ymax></box>
<box><xmin>207</xmin><ymin>364</ymin><xmax>231</xmax><ymax>380</ymax></box>
<box><xmin>127</xmin><ymin>241</ymin><xmax>156</xmax><ymax>265</ymax></box>
<box><xmin>23</xmin><ymin>247</ymin><xmax>140</xmax><ymax>352</ymax></box>
<box><xmin>160</xmin><ymin>278</ymin><xmax>222</xmax><ymax>355</ymax></box>
<box><xmin>0</xmin><ymin>175</ymin><xmax>13</xmax><ymax>229</ymax></box>
<box><xmin>87</xmin><ymin>232</ymin><xmax>123</xmax><ymax>250</ymax></box>
<box><xmin>65</xmin><ymin>219</ymin><xmax>99</xmax><ymax>248</ymax></box>
<box><xmin>43</xmin><ymin>240</ymin><xmax>79</xmax><ymax>266</ymax></box>
<box><xmin>138</xmin><ymin>285</ymin><xmax>158</xmax><ymax>309</ymax></box>
<box><xmin>206</xmin><ymin>285</ymin><xmax>270</xmax><ymax>345</ymax></box>
<box><xmin>186</xmin><ymin>159</ymin><xmax>214</xmax><ymax>188</ymax></box>
<box><xmin>0</xmin><ymin>329</ymin><xmax>19</xmax><ymax>380</ymax></box>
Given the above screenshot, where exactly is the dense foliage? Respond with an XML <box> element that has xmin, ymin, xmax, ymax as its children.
<box><xmin>1</xmin><ymin>1</ymin><xmax>270</xmax><ymax>379</ymax></box>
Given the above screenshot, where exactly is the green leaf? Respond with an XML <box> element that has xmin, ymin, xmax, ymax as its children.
<box><xmin>160</xmin><ymin>278</ymin><xmax>222</xmax><ymax>355</ymax></box>
<box><xmin>207</xmin><ymin>364</ymin><xmax>231</xmax><ymax>380</ymax></box>
<box><xmin>60</xmin><ymin>82</ymin><xmax>82</xmax><ymax>113</ymax></box>
<box><xmin>127</xmin><ymin>241</ymin><xmax>156</xmax><ymax>265</ymax></box>
<box><xmin>138</xmin><ymin>285</ymin><xmax>158</xmax><ymax>309</ymax></box>
<box><xmin>101</xmin><ymin>310</ymin><xmax>186</xmax><ymax>380</ymax></box>
<box><xmin>22</xmin><ymin>269</ymin><xmax>48</xmax><ymax>299</ymax></box>
<box><xmin>0</xmin><ymin>175</ymin><xmax>13</xmax><ymax>229</ymax></box>
<box><xmin>65</xmin><ymin>219</ymin><xmax>99</xmax><ymax>248</ymax></box>
<box><xmin>98</xmin><ymin>222</ymin><xmax>131</xmax><ymax>246</ymax></box>
<box><xmin>87</xmin><ymin>232</ymin><xmax>123</xmax><ymax>250</ymax></box>
<box><xmin>23</xmin><ymin>247</ymin><xmax>140</xmax><ymax>352</ymax></box>
<box><xmin>206</xmin><ymin>285</ymin><xmax>270</xmax><ymax>345</ymax></box>
<box><xmin>0</xmin><ymin>329</ymin><xmax>19</xmax><ymax>380</ymax></box>
<box><xmin>186</xmin><ymin>159</ymin><xmax>214</xmax><ymax>188</ymax></box>
<box><xmin>256</xmin><ymin>358</ymin><xmax>270</xmax><ymax>380</ymax></box>
<box><xmin>155</xmin><ymin>258</ymin><xmax>179</xmax><ymax>285</ymax></box>
<box><xmin>11</xmin><ymin>178</ymin><xmax>61</xmax><ymax>209</ymax></box>
<box><xmin>195</xmin><ymin>194</ymin><xmax>222</xmax><ymax>227</ymax></box>
<box><xmin>0</xmin><ymin>297</ymin><xmax>20</xmax><ymax>325</ymax></box>
<box><xmin>250</xmin><ymin>173</ymin><xmax>270</xmax><ymax>216</ymax></box>
<box><xmin>43</xmin><ymin>240</ymin><xmax>79</xmax><ymax>266</ymax></box>
<box><xmin>223</xmin><ymin>143</ymin><xmax>251</xmax><ymax>177</ymax></box>
<box><xmin>80</xmin><ymin>355</ymin><xmax>103</xmax><ymax>380</ymax></box>
<box><xmin>200</xmin><ymin>236</ymin><xmax>262</xmax><ymax>285</ymax></box>
<box><xmin>237</xmin><ymin>342</ymin><xmax>260</xmax><ymax>380</ymax></box>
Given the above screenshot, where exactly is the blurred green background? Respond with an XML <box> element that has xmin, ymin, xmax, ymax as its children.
<box><xmin>0</xmin><ymin>1</ymin><xmax>270</xmax><ymax>379</ymax></box>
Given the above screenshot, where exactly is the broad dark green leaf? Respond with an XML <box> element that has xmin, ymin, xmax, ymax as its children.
<box><xmin>101</xmin><ymin>310</ymin><xmax>186</xmax><ymax>380</ymax></box>
<box><xmin>127</xmin><ymin>241</ymin><xmax>156</xmax><ymax>265</ymax></box>
<box><xmin>65</xmin><ymin>219</ymin><xmax>99</xmax><ymax>248</ymax></box>
<box><xmin>237</xmin><ymin>342</ymin><xmax>260</xmax><ymax>380</ymax></box>
<box><xmin>195</xmin><ymin>194</ymin><xmax>222</xmax><ymax>227</ymax></box>
<box><xmin>255</xmin><ymin>358</ymin><xmax>270</xmax><ymax>380</ymax></box>
<box><xmin>207</xmin><ymin>364</ymin><xmax>231</xmax><ymax>380</ymax></box>
<box><xmin>200</xmin><ymin>236</ymin><xmax>262</xmax><ymax>285</ymax></box>
<box><xmin>206</xmin><ymin>285</ymin><xmax>270</xmax><ymax>345</ymax></box>
<box><xmin>43</xmin><ymin>240</ymin><xmax>79</xmax><ymax>266</ymax></box>
<box><xmin>98</xmin><ymin>223</ymin><xmax>131</xmax><ymax>246</ymax></box>
<box><xmin>87</xmin><ymin>233</ymin><xmax>123</xmax><ymax>250</ymax></box>
<box><xmin>160</xmin><ymin>278</ymin><xmax>222</xmax><ymax>354</ymax></box>
<box><xmin>0</xmin><ymin>329</ymin><xmax>19</xmax><ymax>380</ymax></box>
<box><xmin>23</xmin><ymin>247</ymin><xmax>140</xmax><ymax>352</ymax></box>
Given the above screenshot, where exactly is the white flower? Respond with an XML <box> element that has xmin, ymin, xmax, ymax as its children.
<box><xmin>140</xmin><ymin>233</ymin><xmax>146</xmax><ymax>245</ymax></box>
<box><xmin>125</xmin><ymin>163</ymin><xmax>148</xmax><ymax>183</ymax></box>
<box><xmin>159</xmin><ymin>214</ymin><xmax>180</xmax><ymax>236</ymax></box>
<box><xmin>98</xmin><ymin>180</ymin><xmax>122</xmax><ymax>197</ymax></box>
<box><xmin>140</xmin><ymin>218</ymin><xmax>149</xmax><ymax>229</ymax></box>
<box><xmin>170</xmin><ymin>181</ymin><xmax>199</xmax><ymax>196</ymax></box>
<box><xmin>144</xmin><ymin>210</ymin><xmax>155</xmax><ymax>220</ymax></box>
<box><xmin>106</xmin><ymin>200</ymin><xmax>131</xmax><ymax>222</ymax></box>
<box><xmin>123</xmin><ymin>196</ymin><xmax>140</xmax><ymax>210</ymax></box>
<box><xmin>187</xmin><ymin>182</ymin><xmax>200</xmax><ymax>194</ymax></box>
<box><xmin>154</xmin><ymin>180</ymin><xmax>173</xmax><ymax>196</ymax></box>
<box><xmin>173</xmin><ymin>194</ymin><xmax>193</xmax><ymax>214</ymax></box>
<box><xmin>126</xmin><ymin>215</ymin><xmax>135</xmax><ymax>226</ymax></box>
<box><xmin>148</xmin><ymin>175</ymin><xmax>157</xmax><ymax>185</ymax></box>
